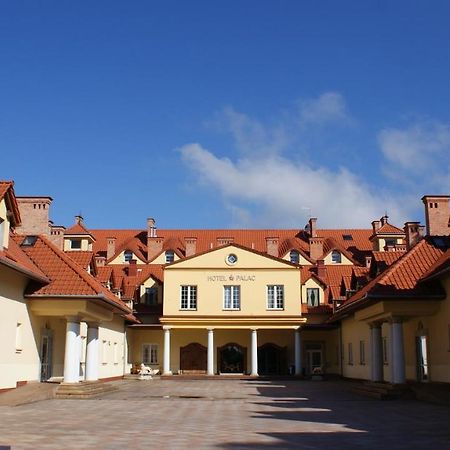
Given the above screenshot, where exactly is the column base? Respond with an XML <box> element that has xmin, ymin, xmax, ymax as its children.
<box><xmin>162</xmin><ymin>371</ymin><xmax>173</xmax><ymax>376</ymax></box>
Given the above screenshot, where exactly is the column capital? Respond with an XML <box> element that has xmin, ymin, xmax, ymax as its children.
<box><xmin>65</xmin><ymin>316</ymin><xmax>81</xmax><ymax>323</ymax></box>
<box><xmin>369</xmin><ymin>321</ymin><xmax>383</xmax><ymax>329</ymax></box>
<box><xmin>207</xmin><ymin>327</ymin><xmax>215</xmax><ymax>332</ymax></box>
<box><xmin>163</xmin><ymin>326</ymin><xmax>172</xmax><ymax>331</ymax></box>
<box><xmin>390</xmin><ymin>316</ymin><xmax>404</xmax><ymax>324</ymax></box>
<box><xmin>86</xmin><ymin>322</ymin><xmax>100</xmax><ymax>329</ymax></box>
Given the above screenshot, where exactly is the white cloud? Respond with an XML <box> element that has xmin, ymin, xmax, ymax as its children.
<box><xmin>179</xmin><ymin>143</ymin><xmax>409</xmax><ymax>228</ymax></box>
<box><xmin>378</xmin><ymin>121</ymin><xmax>450</xmax><ymax>191</ymax></box>
<box><xmin>298</xmin><ymin>92</ymin><xmax>350</xmax><ymax>125</ymax></box>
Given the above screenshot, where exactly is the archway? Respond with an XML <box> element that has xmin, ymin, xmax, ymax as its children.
<box><xmin>218</xmin><ymin>343</ymin><xmax>246</xmax><ymax>374</ymax></box>
<box><xmin>258</xmin><ymin>343</ymin><xmax>287</xmax><ymax>375</ymax></box>
<box><xmin>180</xmin><ymin>343</ymin><xmax>207</xmax><ymax>373</ymax></box>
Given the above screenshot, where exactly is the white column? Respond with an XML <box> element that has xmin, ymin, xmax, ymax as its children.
<box><xmin>163</xmin><ymin>327</ymin><xmax>172</xmax><ymax>375</ymax></box>
<box><xmin>370</xmin><ymin>323</ymin><xmax>383</xmax><ymax>382</ymax></box>
<box><xmin>85</xmin><ymin>323</ymin><xmax>99</xmax><ymax>381</ymax></box>
<box><xmin>63</xmin><ymin>318</ymin><xmax>81</xmax><ymax>383</ymax></box>
<box><xmin>250</xmin><ymin>329</ymin><xmax>258</xmax><ymax>376</ymax></box>
<box><xmin>294</xmin><ymin>329</ymin><xmax>302</xmax><ymax>376</ymax></box>
<box><xmin>207</xmin><ymin>328</ymin><xmax>214</xmax><ymax>376</ymax></box>
<box><xmin>391</xmin><ymin>319</ymin><xmax>405</xmax><ymax>384</ymax></box>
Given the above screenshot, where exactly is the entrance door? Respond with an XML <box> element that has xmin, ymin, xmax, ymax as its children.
<box><xmin>218</xmin><ymin>343</ymin><xmax>246</xmax><ymax>374</ymax></box>
<box><xmin>180</xmin><ymin>343</ymin><xmax>207</xmax><ymax>373</ymax></box>
<box><xmin>40</xmin><ymin>331</ymin><xmax>53</xmax><ymax>381</ymax></box>
<box><xmin>305</xmin><ymin>343</ymin><xmax>323</xmax><ymax>375</ymax></box>
<box><xmin>416</xmin><ymin>335</ymin><xmax>429</xmax><ymax>382</ymax></box>
<box><xmin>258</xmin><ymin>343</ymin><xmax>287</xmax><ymax>375</ymax></box>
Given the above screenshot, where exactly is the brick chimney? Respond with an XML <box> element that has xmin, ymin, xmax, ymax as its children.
<box><xmin>147</xmin><ymin>217</ymin><xmax>157</xmax><ymax>238</ymax></box>
<box><xmin>95</xmin><ymin>255</ymin><xmax>106</xmax><ymax>267</ymax></box>
<box><xmin>309</xmin><ymin>236</ymin><xmax>324</xmax><ymax>261</ymax></box>
<box><xmin>371</xmin><ymin>220</ymin><xmax>381</xmax><ymax>234</ymax></box>
<box><xmin>317</xmin><ymin>259</ymin><xmax>326</xmax><ymax>279</ymax></box>
<box><xmin>404</xmin><ymin>221</ymin><xmax>423</xmax><ymax>250</ymax></box>
<box><xmin>148</xmin><ymin>237</ymin><xmax>164</xmax><ymax>262</ymax></box>
<box><xmin>309</xmin><ymin>217</ymin><xmax>317</xmax><ymax>237</ymax></box>
<box><xmin>422</xmin><ymin>196</ymin><xmax>450</xmax><ymax>236</ymax></box>
<box><xmin>107</xmin><ymin>237</ymin><xmax>116</xmax><ymax>260</ymax></box>
<box><xmin>185</xmin><ymin>237</ymin><xmax>197</xmax><ymax>257</ymax></box>
<box><xmin>128</xmin><ymin>259</ymin><xmax>137</xmax><ymax>277</ymax></box>
<box><xmin>266</xmin><ymin>237</ymin><xmax>279</xmax><ymax>257</ymax></box>
<box><xmin>15</xmin><ymin>197</ymin><xmax>52</xmax><ymax>236</ymax></box>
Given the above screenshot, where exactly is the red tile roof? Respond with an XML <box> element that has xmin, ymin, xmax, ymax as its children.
<box><xmin>339</xmin><ymin>237</ymin><xmax>448</xmax><ymax>312</ymax></box>
<box><xmin>65</xmin><ymin>251</ymin><xmax>95</xmax><ymax>270</ymax></box>
<box><xmin>376</xmin><ymin>222</ymin><xmax>405</xmax><ymax>235</ymax></box>
<box><xmin>0</xmin><ymin>181</ymin><xmax>21</xmax><ymax>227</ymax></box>
<box><xmin>64</xmin><ymin>221</ymin><xmax>95</xmax><ymax>237</ymax></box>
<box><xmin>12</xmin><ymin>235</ymin><xmax>131</xmax><ymax>313</ymax></box>
<box><xmin>372</xmin><ymin>251</ymin><xmax>406</xmax><ymax>266</ymax></box>
<box><xmin>97</xmin><ymin>266</ymin><xmax>113</xmax><ymax>284</ymax></box>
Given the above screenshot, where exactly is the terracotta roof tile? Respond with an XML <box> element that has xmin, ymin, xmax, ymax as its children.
<box><xmin>65</xmin><ymin>251</ymin><xmax>94</xmax><ymax>270</ymax></box>
<box><xmin>64</xmin><ymin>221</ymin><xmax>94</xmax><ymax>237</ymax></box>
<box><xmin>0</xmin><ymin>181</ymin><xmax>21</xmax><ymax>226</ymax></box>
<box><xmin>97</xmin><ymin>266</ymin><xmax>113</xmax><ymax>284</ymax></box>
<box><xmin>376</xmin><ymin>222</ymin><xmax>405</xmax><ymax>235</ymax></box>
<box><xmin>12</xmin><ymin>235</ymin><xmax>130</xmax><ymax>313</ymax></box>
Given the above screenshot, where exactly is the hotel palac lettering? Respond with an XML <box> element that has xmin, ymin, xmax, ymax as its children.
<box><xmin>1</xmin><ymin>179</ymin><xmax>450</xmax><ymax>396</ymax></box>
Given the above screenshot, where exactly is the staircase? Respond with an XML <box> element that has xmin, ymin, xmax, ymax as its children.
<box><xmin>352</xmin><ymin>381</ymin><xmax>413</xmax><ymax>400</ymax></box>
<box><xmin>55</xmin><ymin>381</ymin><xmax>118</xmax><ymax>399</ymax></box>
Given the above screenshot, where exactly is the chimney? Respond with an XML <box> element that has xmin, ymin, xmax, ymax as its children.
<box><xmin>128</xmin><ymin>259</ymin><xmax>137</xmax><ymax>277</ymax></box>
<box><xmin>309</xmin><ymin>236</ymin><xmax>324</xmax><ymax>261</ymax></box>
<box><xmin>147</xmin><ymin>217</ymin><xmax>157</xmax><ymax>238</ymax></box>
<box><xmin>75</xmin><ymin>215</ymin><xmax>84</xmax><ymax>225</ymax></box>
<box><xmin>107</xmin><ymin>237</ymin><xmax>116</xmax><ymax>260</ymax></box>
<box><xmin>404</xmin><ymin>221</ymin><xmax>423</xmax><ymax>250</ymax></box>
<box><xmin>422</xmin><ymin>195</ymin><xmax>450</xmax><ymax>236</ymax></box>
<box><xmin>148</xmin><ymin>237</ymin><xmax>164</xmax><ymax>262</ymax></box>
<box><xmin>371</xmin><ymin>220</ymin><xmax>381</xmax><ymax>234</ymax></box>
<box><xmin>266</xmin><ymin>237</ymin><xmax>279</xmax><ymax>257</ymax></box>
<box><xmin>95</xmin><ymin>255</ymin><xmax>106</xmax><ymax>267</ymax></box>
<box><xmin>15</xmin><ymin>196</ymin><xmax>52</xmax><ymax>236</ymax></box>
<box><xmin>380</xmin><ymin>215</ymin><xmax>388</xmax><ymax>226</ymax></box>
<box><xmin>309</xmin><ymin>217</ymin><xmax>317</xmax><ymax>237</ymax></box>
<box><xmin>185</xmin><ymin>237</ymin><xmax>197</xmax><ymax>257</ymax></box>
<box><xmin>365</xmin><ymin>255</ymin><xmax>372</xmax><ymax>268</ymax></box>
<box><xmin>317</xmin><ymin>259</ymin><xmax>326</xmax><ymax>279</ymax></box>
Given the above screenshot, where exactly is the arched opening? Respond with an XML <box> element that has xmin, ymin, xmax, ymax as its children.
<box><xmin>180</xmin><ymin>343</ymin><xmax>207</xmax><ymax>374</ymax></box>
<box><xmin>218</xmin><ymin>343</ymin><xmax>246</xmax><ymax>374</ymax></box>
<box><xmin>258</xmin><ymin>343</ymin><xmax>287</xmax><ymax>375</ymax></box>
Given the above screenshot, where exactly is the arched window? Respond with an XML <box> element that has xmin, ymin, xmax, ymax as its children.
<box><xmin>331</xmin><ymin>250</ymin><xmax>342</xmax><ymax>264</ymax></box>
<box><xmin>290</xmin><ymin>250</ymin><xmax>300</xmax><ymax>264</ymax></box>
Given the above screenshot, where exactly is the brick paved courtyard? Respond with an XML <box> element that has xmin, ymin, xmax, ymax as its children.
<box><xmin>1</xmin><ymin>379</ymin><xmax>450</xmax><ymax>449</ymax></box>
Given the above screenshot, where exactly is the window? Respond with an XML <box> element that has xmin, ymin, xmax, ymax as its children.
<box><xmin>180</xmin><ymin>285</ymin><xmax>197</xmax><ymax>310</ymax></box>
<box><xmin>343</xmin><ymin>234</ymin><xmax>353</xmax><ymax>241</ymax></box>
<box><xmin>382</xmin><ymin>337</ymin><xmax>388</xmax><ymax>365</ymax></box>
<box><xmin>359</xmin><ymin>340</ymin><xmax>365</xmax><ymax>365</ymax></box>
<box><xmin>331</xmin><ymin>250</ymin><xmax>342</xmax><ymax>264</ymax></box>
<box><xmin>306</xmin><ymin>288</ymin><xmax>320</xmax><ymax>307</ymax></box>
<box><xmin>165</xmin><ymin>250</ymin><xmax>175</xmax><ymax>263</ymax></box>
<box><xmin>142</xmin><ymin>344</ymin><xmax>158</xmax><ymax>364</ymax></box>
<box><xmin>124</xmin><ymin>250</ymin><xmax>133</xmax><ymax>262</ymax></box>
<box><xmin>71</xmin><ymin>239</ymin><xmax>82</xmax><ymax>249</ymax></box>
<box><xmin>224</xmin><ymin>285</ymin><xmax>241</xmax><ymax>310</ymax></box>
<box><xmin>267</xmin><ymin>285</ymin><xmax>284</xmax><ymax>309</ymax></box>
<box><xmin>384</xmin><ymin>238</ymin><xmax>396</xmax><ymax>247</ymax></box>
<box><xmin>144</xmin><ymin>287</ymin><xmax>158</xmax><ymax>305</ymax></box>
<box><xmin>15</xmin><ymin>323</ymin><xmax>22</xmax><ymax>353</ymax></box>
<box><xmin>348</xmin><ymin>342</ymin><xmax>353</xmax><ymax>365</ymax></box>
<box><xmin>21</xmin><ymin>235</ymin><xmax>37</xmax><ymax>247</ymax></box>
<box><xmin>290</xmin><ymin>250</ymin><xmax>300</xmax><ymax>264</ymax></box>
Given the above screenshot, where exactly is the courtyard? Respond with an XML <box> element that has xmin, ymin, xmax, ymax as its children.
<box><xmin>0</xmin><ymin>379</ymin><xmax>450</xmax><ymax>449</ymax></box>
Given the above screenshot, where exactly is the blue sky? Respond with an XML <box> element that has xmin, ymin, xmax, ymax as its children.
<box><xmin>1</xmin><ymin>1</ymin><xmax>450</xmax><ymax>229</ymax></box>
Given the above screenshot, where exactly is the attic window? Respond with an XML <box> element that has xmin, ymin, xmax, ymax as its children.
<box><xmin>165</xmin><ymin>250</ymin><xmax>175</xmax><ymax>263</ymax></box>
<box><xmin>124</xmin><ymin>250</ymin><xmax>133</xmax><ymax>262</ymax></box>
<box><xmin>70</xmin><ymin>239</ymin><xmax>82</xmax><ymax>249</ymax></box>
<box><xmin>331</xmin><ymin>250</ymin><xmax>342</xmax><ymax>264</ymax></box>
<box><xmin>290</xmin><ymin>250</ymin><xmax>300</xmax><ymax>264</ymax></box>
<box><xmin>343</xmin><ymin>234</ymin><xmax>353</xmax><ymax>241</ymax></box>
<box><xmin>21</xmin><ymin>235</ymin><xmax>37</xmax><ymax>247</ymax></box>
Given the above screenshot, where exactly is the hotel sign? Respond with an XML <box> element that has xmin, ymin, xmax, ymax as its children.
<box><xmin>207</xmin><ymin>274</ymin><xmax>256</xmax><ymax>282</ymax></box>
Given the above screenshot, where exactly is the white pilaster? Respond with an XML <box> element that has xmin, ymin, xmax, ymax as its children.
<box><xmin>207</xmin><ymin>328</ymin><xmax>214</xmax><ymax>376</ymax></box>
<box><xmin>294</xmin><ymin>329</ymin><xmax>302</xmax><ymax>376</ymax></box>
<box><xmin>163</xmin><ymin>327</ymin><xmax>172</xmax><ymax>375</ymax></box>
<box><xmin>85</xmin><ymin>323</ymin><xmax>99</xmax><ymax>381</ymax></box>
<box><xmin>250</xmin><ymin>329</ymin><xmax>258</xmax><ymax>376</ymax></box>
<box><xmin>391</xmin><ymin>319</ymin><xmax>405</xmax><ymax>384</ymax></box>
<box><xmin>63</xmin><ymin>319</ymin><xmax>81</xmax><ymax>383</ymax></box>
<box><xmin>370</xmin><ymin>323</ymin><xmax>383</xmax><ymax>382</ymax></box>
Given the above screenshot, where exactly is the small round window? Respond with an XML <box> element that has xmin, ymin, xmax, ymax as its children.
<box><xmin>226</xmin><ymin>253</ymin><xmax>238</xmax><ymax>265</ymax></box>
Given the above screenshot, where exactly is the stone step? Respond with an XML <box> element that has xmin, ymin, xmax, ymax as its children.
<box><xmin>55</xmin><ymin>381</ymin><xmax>118</xmax><ymax>399</ymax></box>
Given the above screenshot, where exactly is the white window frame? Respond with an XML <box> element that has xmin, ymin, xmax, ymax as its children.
<box><xmin>142</xmin><ymin>343</ymin><xmax>158</xmax><ymax>364</ymax></box>
<box><xmin>71</xmin><ymin>239</ymin><xmax>82</xmax><ymax>250</ymax></box>
<box><xmin>223</xmin><ymin>285</ymin><xmax>241</xmax><ymax>310</ymax></box>
<box><xmin>267</xmin><ymin>285</ymin><xmax>284</xmax><ymax>310</ymax></box>
<box><xmin>180</xmin><ymin>285</ymin><xmax>197</xmax><ymax>310</ymax></box>
<box><xmin>306</xmin><ymin>288</ymin><xmax>320</xmax><ymax>307</ymax></box>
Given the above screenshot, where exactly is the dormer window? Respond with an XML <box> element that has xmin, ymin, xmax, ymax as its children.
<box><xmin>70</xmin><ymin>239</ymin><xmax>82</xmax><ymax>250</ymax></box>
<box><xmin>331</xmin><ymin>250</ymin><xmax>342</xmax><ymax>264</ymax></box>
<box><xmin>290</xmin><ymin>250</ymin><xmax>300</xmax><ymax>264</ymax></box>
<box><xmin>385</xmin><ymin>238</ymin><xmax>396</xmax><ymax>247</ymax></box>
<box><xmin>124</xmin><ymin>250</ymin><xmax>133</xmax><ymax>262</ymax></box>
<box><xmin>165</xmin><ymin>250</ymin><xmax>175</xmax><ymax>264</ymax></box>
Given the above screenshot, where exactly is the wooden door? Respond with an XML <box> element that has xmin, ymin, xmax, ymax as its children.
<box><xmin>180</xmin><ymin>343</ymin><xmax>207</xmax><ymax>374</ymax></box>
